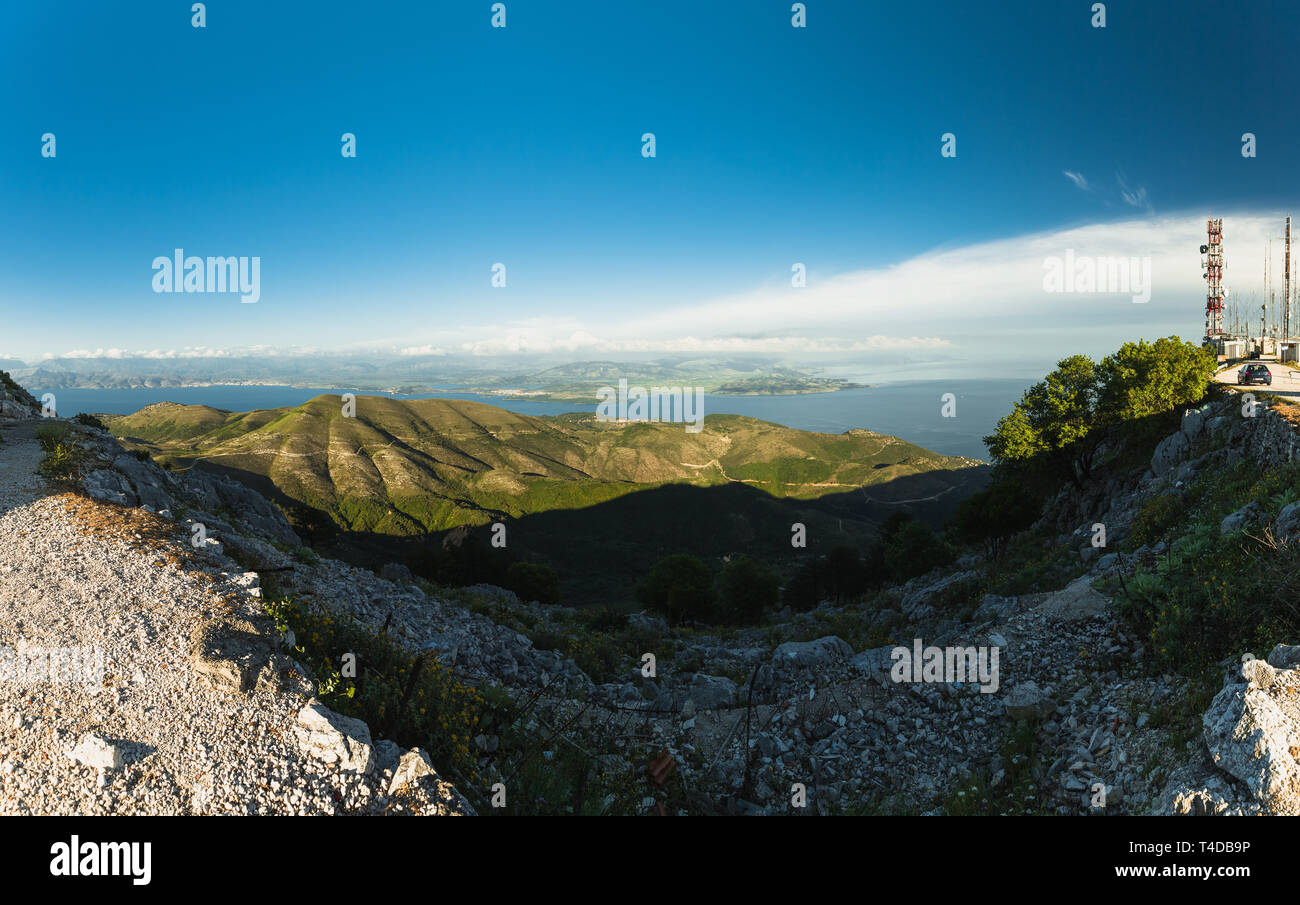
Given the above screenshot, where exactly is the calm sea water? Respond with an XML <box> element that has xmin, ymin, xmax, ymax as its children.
<box><xmin>34</xmin><ymin>379</ymin><xmax>1031</xmax><ymax>460</ymax></box>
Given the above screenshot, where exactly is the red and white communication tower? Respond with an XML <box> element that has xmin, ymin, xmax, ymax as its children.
<box><xmin>1202</xmin><ymin>217</ymin><xmax>1224</xmax><ymax>338</ymax></box>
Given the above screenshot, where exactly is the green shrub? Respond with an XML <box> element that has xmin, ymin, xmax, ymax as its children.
<box><xmin>783</xmin><ymin>556</ymin><xmax>825</xmax><ymax>611</ymax></box>
<box><xmin>1129</xmin><ymin>493</ymin><xmax>1185</xmax><ymax>547</ymax></box>
<box><xmin>950</xmin><ymin>479</ymin><xmax>1040</xmax><ymax>559</ymax></box>
<box><xmin>35</xmin><ymin>424</ymin><xmax>84</xmax><ymax>488</ymax></box>
<box><xmin>505</xmin><ymin>561</ymin><xmax>561</xmax><ymax>605</ymax></box>
<box><xmin>74</xmin><ymin>412</ymin><xmax>107</xmax><ymax>430</ymax></box>
<box><xmin>823</xmin><ymin>545</ymin><xmax>873</xmax><ymax>602</ymax></box>
<box><xmin>985</xmin><ymin>337</ymin><xmax>1214</xmax><ymax>487</ymax></box>
<box><xmin>264</xmin><ymin>595</ymin><xmax>484</xmax><ymax>786</ymax></box>
<box><xmin>714</xmin><ymin>555</ymin><xmax>781</xmax><ymax>624</ymax></box>
<box><xmin>636</xmin><ymin>554</ymin><xmax>715</xmax><ymax>625</ymax></box>
<box><xmin>884</xmin><ymin>520</ymin><xmax>954</xmax><ymax>582</ymax></box>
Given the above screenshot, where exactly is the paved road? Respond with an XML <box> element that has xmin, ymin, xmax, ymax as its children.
<box><xmin>1214</xmin><ymin>359</ymin><xmax>1300</xmax><ymax>399</ymax></box>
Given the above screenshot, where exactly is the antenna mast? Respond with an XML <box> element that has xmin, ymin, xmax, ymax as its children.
<box><xmin>1203</xmin><ymin>217</ymin><xmax>1224</xmax><ymax>339</ymax></box>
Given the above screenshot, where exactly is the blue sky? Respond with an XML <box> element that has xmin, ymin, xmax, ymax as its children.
<box><xmin>3</xmin><ymin>0</ymin><xmax>1299</xmax><ymax>370</ymax></box>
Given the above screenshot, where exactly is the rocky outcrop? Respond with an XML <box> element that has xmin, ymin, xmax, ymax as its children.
<box><xmin>294</xmin><ymin>700</ymin><xmax>375</xmax><ymax>775</ymax></box>
<box><xmin>1157</xmin><ymin>654</ymin><xmax>1300</xmax><ymax>815</ymax></box>
<box><xmin>898</xmin><ymin>570</ymin><xmax>979</xmax><ymax>621</ymax></box>
<box><xmin>1220</xmin><ymin>501</ymin><xmax>1266</xmax><ymax>536</ymax></box>
<box><xmin>0</xmin><ymin>372</ymin><xmax>39</xmax><ymax>420</ymax></box>
<box><xmin>1150</xmin><ymin>430</ymin><xmax>1191</xmax><ymax>477</ymax></box>
<box><xmin>771</xmin><ymin>636</ymin><xmax>854</xmax><ymax>672</ymax></box>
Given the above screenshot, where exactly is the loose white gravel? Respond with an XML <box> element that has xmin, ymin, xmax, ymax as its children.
<box><xmin>0</xmin><ymin>419</ymin><xmax>465</xmax><ymax>815</ymax></box>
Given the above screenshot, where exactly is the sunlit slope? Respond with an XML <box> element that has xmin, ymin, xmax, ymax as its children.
<box><xmin>103</xmin><ymin>395</ymin><xmax>983</xmax><ymax>535</ymax></box>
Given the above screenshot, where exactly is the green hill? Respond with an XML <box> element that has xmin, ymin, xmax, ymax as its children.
<box><xmin>103</xmin><ymin>395</ymin><xmax>988</xmax><ymax>603</ymax></box>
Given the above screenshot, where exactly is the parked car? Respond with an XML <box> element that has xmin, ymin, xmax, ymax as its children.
<box><xmin>1237</xmin><ymin>363</ymin><xmax>1273</xmax><ymax>386</ymax></box>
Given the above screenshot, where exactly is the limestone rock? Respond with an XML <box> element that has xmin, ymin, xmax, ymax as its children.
<box><xmin>1202</xmin><ymin>683</ymin><xmax>1300</xmax><ymax>813</ymax></box>
<box><xmin>68</xmin><ymin>734</ymin><xmax>123</xmax><ymax>771</ymax></box>
<box><xmin>1220</xmin><ymin>501</ymin><xmax>1266</xmax><ymax>536</ymax></box>
<box><xmin>294</xmin><ymin>700</ymin><xmax>374</xmax><ymax>774</ymax></box>
<box><xmin>771</xmin><ymin>636</ymin><xmax>853</xmax><ymax>671</ymax></box>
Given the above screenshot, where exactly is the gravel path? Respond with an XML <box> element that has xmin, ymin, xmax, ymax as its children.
<box><xmin>0</xmin><ymin>419</ymin><xmax>462</xmax><ymax>815</ymax></box>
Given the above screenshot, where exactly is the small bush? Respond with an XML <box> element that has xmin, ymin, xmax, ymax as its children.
<box><xmin>36</xmin><ymin>424</ymin><xmax>84</xmax><ymax>488</ymax></box>
<box><xmin>74</xmin><ymin>412</ymin><xmax>107</xmax><ymax>430</ymax></box>
<box><xmin>1129</xmin><ymin>492</ymin><xmax>1184</xmax><ymax>548</ymax></box>
<box><xmin>264</xmin><ymin>595</ymin><xmax>484</xmax><ymax>785</ymax></box>
<box><xmin>884</xmin><ymin>520</ymin><xmax>954</xmax><ymax>582</ymax></box>
<box><xmin>636</xmin><ymin>554</ymin><xmax>715</xmax><ymax>625</ymax></box>
<box><xmin>783</xmin><ymin>556</ymin><xmax>826</xmax><ymax>612</ymax></box>
<box><xmin>505</xmin><ymin>561</ymin><xmax>561</xmax><ymax>605</ymax></box>
<box><xmin>714</xmin><ymin>555</ymin><xmax>781</xmax><ymax>624</ymax></box>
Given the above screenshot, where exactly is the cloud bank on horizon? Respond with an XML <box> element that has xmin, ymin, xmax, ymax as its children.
<box><xmin>20</xmin><ymin>210</ymin><xmax>1280</xmax><ymax>372</ymax></box>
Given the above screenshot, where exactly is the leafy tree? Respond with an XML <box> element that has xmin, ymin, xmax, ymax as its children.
<box><xmin>636</xmin><ymin>554</ymin><xmax>715</xmax><ymax>625</ymax></box>
<box><xmin>505</xmin><ymin>561</ymin><xmax>561</xmax><ymax>605</ymax></box>
<box><xmin>824</xmin><ymin>544</ymin><xmax>870</xmax><ymax>602</ymax></box>
<box><xmin>783</xmin><ymin>556</ymin><xmax>825</xmax><ymax>612</ymax></box>
<box><xmin>984</xmin><ymin>337</ymin><xmax>1214</xmax><ymax>488</ymax></box>
<box><xmin>950</xmin><ymin>479</ymin><xmax>1040</xmax><ymax>559</ymax></box>
<box><xmin>425</xmin><ymin>529</ymin><xmax>511</xmax><ymax>587</ymax></box>
<box><xmin>884</xmin><ymin>519</ymin><xmax>954</xmax><ymax>581</ymax></box>
<box><xmin>1096</xmin><ymin>337</ymin><xmax>1217</xmax><ymax>422</ymax></box>
<box><xmin>986</xmin><ymin>354</ymin><xmax>1099</xmax><ymax>487</ymax></box>
<box><xmin>714</xmin><ymin>555</ymin><xmax>781</xmax><ymax>624</ymax></box>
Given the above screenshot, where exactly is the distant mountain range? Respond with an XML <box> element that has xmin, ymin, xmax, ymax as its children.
<box><xmin>101</xmin><ymin>394</ymin><xmax>988</xmax><ymax>604</ymax></box>
<box><xmin>9</xmin><ymin>354</ymin><xmax>864</xmax><ymax>399</ymax></box>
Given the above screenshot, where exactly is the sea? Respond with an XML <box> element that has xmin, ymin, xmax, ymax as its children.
<box><xmin>32</xmin><ymin>378</ymin><xmax>1032</xmax><ymax>461</ymax></box>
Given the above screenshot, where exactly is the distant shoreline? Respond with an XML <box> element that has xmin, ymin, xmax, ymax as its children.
<box><xmin>23</xmin><ymin>379</ymin><xmax>871</xmax><ymax>399</ymax></box>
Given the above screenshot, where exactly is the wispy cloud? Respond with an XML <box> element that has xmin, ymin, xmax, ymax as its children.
<box><xmin>1063</xmin><ymin>170</ymin><xmax>1091</xmax><ymax>192</ymax></box>
<box><xmin>1117</xmin><ymin>173</ymin><xmax>1153</xmax><ymax>212</ymax></box>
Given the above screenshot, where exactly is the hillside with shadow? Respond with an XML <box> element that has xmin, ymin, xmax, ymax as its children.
<box><xmin>101</xmin><ymin>394</ymin><xmax>990</xmax><ymax>606</ymax></box>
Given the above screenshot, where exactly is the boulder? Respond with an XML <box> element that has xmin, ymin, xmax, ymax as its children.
<box><xmin>851</xmin><ymin>646</ymin><xmax>896</xmax><ymax>686</ymax></box>
<box><xmin>1003</xmin><ymin>681</ymin><xmax>1054</xmax><ymax>721</ymax></box>
<box><xmin>628</xmin><ymin>611</ymin><xmax>669</xmax><ymax>634</ymax></box>
<box><xmin>1220</xmin><ymin>501</ymin><xmax>1266</xmax><ymax>536</ymax></box>
<box><xmin>1093</xmin><ymin>552</ymin><xmax>1119</xmax><ymax>573</ymax></box>
<box><xmin>900</xmin><ymin>569</ymin><xmax>979</xmax><ymax>620</ymax></box>
<box><xmin>1181</xmin><ymin>406</ymin><xmax>1208</xmax><ymax>440</ymax></box>
<box><xmin>1206</xmin><ymin>415</ymin><xmax>1233</xmax><ymax>436</ymax></box>
<box><xmin>1202</xmin><ymin>682</ymin><xmax>1300</xmax><ymax>813</ymax></box>
<box><xmin>82</xmin><ymin>469</ymin><xmax>135</xmax><ymax>506</ymax></box>
<box><xmin>1274</xmin><ymin>502</ymin><xmax>1300</xmax><ymax>543</ymax></box>
<box><xmin>68</xmin><ymin>734</ymin><xmax>124</xmax><ymax>771</ymax></box>
<box><xmin>373</xmin><ymin>739</ymin><xmax>403</xmax><ymax>774</ymax></box>
<box><xmin>1267</xmin><ymin>644</ymin><xmax>1300</xmax><ymax>670</ymax></box>
<box><xmin>1032</xmin><ymin>575</ymin><xmax>1109</xmax><ymax>621</ymax></box>
<box><xmin>389</xmin><ymin>747</ymin><xmax>437</xmax><ymax>794</ymax></box>
<box><xmin>686</xmin><ymin>673</ymin><xmax>737</xmax><ymax>710</ymax></box>
<box><xmin>972</xmin><ymin>594</ymin><xmax>1023</xmax><ymax>622</ymax></box>
<box><xmin>379</xmin><ymin>562</ymin><xmax>413</xmax><ymax>582</ymax></box>
<box><xmin>771</xmin><ymin>636</ymin><xmax>853</xmax><ymax>671</ymax></box>
<box><xmin>294</xmin><ymin>700</ymin><xmax>375</xmax><ymax>774</ymax></box>
<box><xmin>1150</xmin><ymin>430</ymin><xmax>1191</xmax><ymax>476</ymax></box>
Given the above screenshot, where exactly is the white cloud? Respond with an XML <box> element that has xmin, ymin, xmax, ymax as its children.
<box><xmin>1063</xmin><ymin>170</ymin><xmax>1090</xmax><ymax>191</ymax></box>
<box><xmin>40</xmin><ymin>345</ymin><xmax>317</xmax><ymax>361</ymax></box>
<box><xmin>452</xmin><ymin>332</ymin><xmax>952</xmax><ymax>356</ymax></box>
<box><xmin>30</xmin><ymin>210</ymin><xmax>1284</xmax><ymax>368</ymax></box>
<box><xmin>419</xmin><ymin>210</ymin><xmax>1280</xmax><ymax>363</ymax></box>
